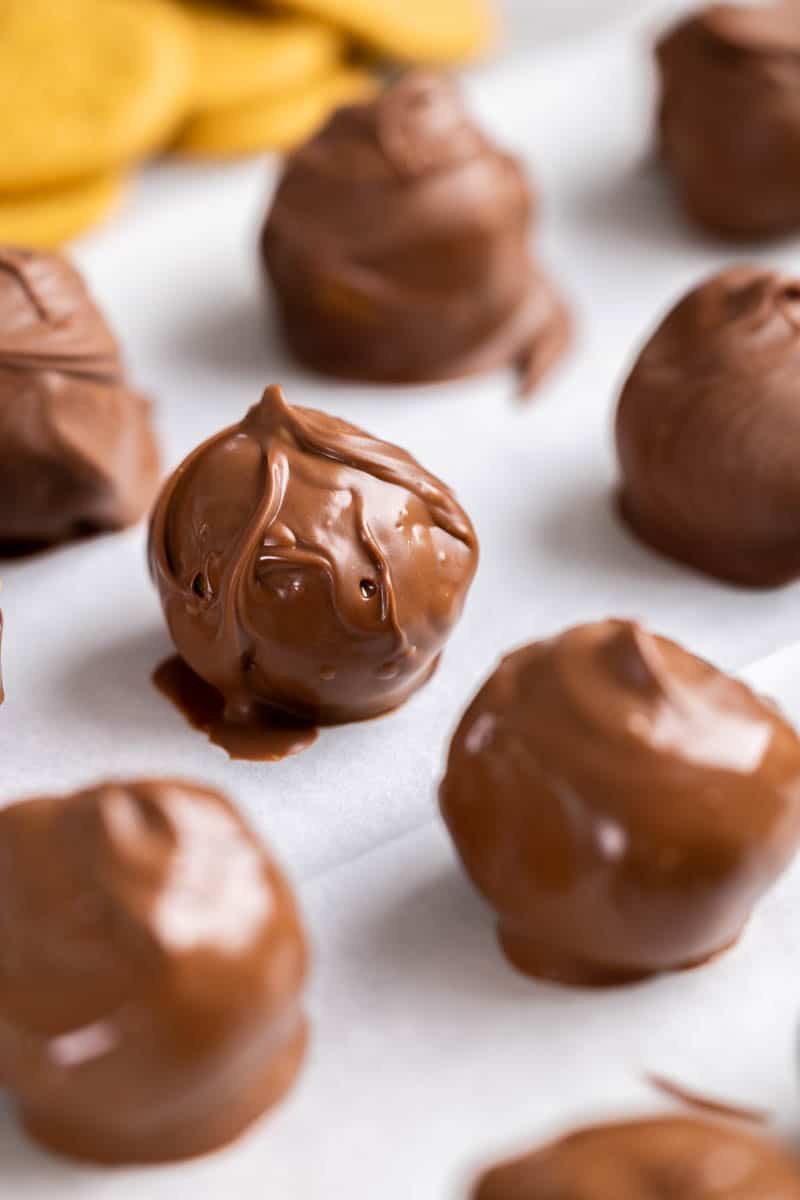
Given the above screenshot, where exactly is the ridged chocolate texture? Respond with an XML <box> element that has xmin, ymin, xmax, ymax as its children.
<box><xmin>617</xmin><ymin>266</ymin><xmax>800</xmax><ymax>587</ymax></box>
<box><xmin>0</xmin><ymin>247</ymin><xmax>160</xmax><ymax>546</ymax></box>
<box><xmin>0</xmin><ymin>779</ymin><xmax>308</xmax><ymax>1164</ymax></box>
<box><xmin>440</xmin><ymin>620</ymin><xmax>800</xmax><ymax>986</ymax></box>
<box><xmin>261</xmin><ymin>72</ymin><xmax>570</xmax><ymax>394</ymax></box>
<box><xmin>658</xmin><ymin>4</ymin><xmax>800</xmax><ymax>238</ymax></box>
<box><xmin>473</xmin><ymin>1118</ymin><xmax>800</xmax><ymax>1199</ymax></box>
<box><xmin>149</xmin><ymin>385</ymin><xmax>478</xmax><ymax>727</ymax></box>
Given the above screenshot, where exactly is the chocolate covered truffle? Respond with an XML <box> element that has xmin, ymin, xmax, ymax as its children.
<box><xmin>0</xmin><ymin>778</ymin><xmax>308</xmax><ymax>1164</ymax></box>
<box><xmin>658</xmin><ymin>4</ymin><xmax>800</xmax><ymax>238</ymax></box>
<box><xmin>149</xmin><ymin>385</ymin><xmax>478</xmax><ymax>758</ymax></box>
<box><xmin>440</xmin><ymin>620</ymin><xmax>800</xmax><ymax>986</ymax></box>
<box><xmin>0</xmin><ymin>247</ymin><xmax>159</xmax><ymax>547</ymax></box>
<box><xmin>261</xmin><ymin>72</ymin><xmax>570</xmax><ymax>394</ymax></box>
<box><xmin>617</xmin><ymin>266</ymin><xmax>800</xmax><ymax>587</ymax></box>
<box><xmin>473</xmin><ymin>1117</ymin><xmax>800</xmax><ymax>1199</ymax></box>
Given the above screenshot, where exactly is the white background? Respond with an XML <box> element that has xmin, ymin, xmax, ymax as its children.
<box><xmin>3</xmin><ymin>3</ymin><xmax>800</xmax><ymax>1197</ymax></box>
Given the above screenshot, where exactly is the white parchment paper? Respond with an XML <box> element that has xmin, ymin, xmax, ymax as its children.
<box><xmin>3</xmin><ymin>9</ymin><xmax>800</xmax><ymax>1197</ymax></box>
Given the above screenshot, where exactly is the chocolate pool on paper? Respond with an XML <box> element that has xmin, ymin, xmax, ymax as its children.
<box><xmin>149</xmin><ymin>384</ymin><xmax>478</xmax><ymax>760</ymax></box>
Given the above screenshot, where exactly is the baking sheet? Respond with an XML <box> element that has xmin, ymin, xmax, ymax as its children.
<box><xmin>3</xmin><ymin>6</ymin><xmax>800</xmax><ymax>1196</ymax></box>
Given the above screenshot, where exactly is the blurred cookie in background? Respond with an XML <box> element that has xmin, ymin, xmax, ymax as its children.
<box><xmin>173</xmin><ymin>3</ymin><xmax>374</xmax><ymax>156</ymax></box>
<box><xmin>0</xmin><ymin>174</ymin><xmax>127</xmax><ymax>249</ymax></box>
<box><xmin>0</xmin><ymin>0</ymin><xmax>192</xmax><ymax>193</ymax></box>
<box><xmin>250</xmin><ymin>0</ymin><xmax>496</xmax><ymax>64</ymax></box>
<box><xmin>182</xmin><ymin>6</ymin><xmax>343</xmax><ymax>113</ymax></box>
<box><xmin>176</xmin><ymin>63</ymin><xmax>376</xmax><ymax>157</ymax></box>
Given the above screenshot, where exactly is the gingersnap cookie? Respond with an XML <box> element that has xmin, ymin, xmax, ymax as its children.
<box><xmin>181</xmin><ymin>3</ymin><xmax>344</xmax><ymax>112</ymax></box>
<box><xmin>0</xmin><ymin>0</ymin><xmax>192</xmax><ymax>192</ymax></box>
<box><xmin>0</xmin><ymin>174</ymin><xmax>126</xmax><ymax>248</ymax></box>
<box><xmin>175</xmin><ymin>65</ymin><xmax>376</xmax><ymax>157</ymax></box>
<box><xmin>255</xmin><ymin>0</ymin><xmax>495</xmax><ymax>63</ymax></box>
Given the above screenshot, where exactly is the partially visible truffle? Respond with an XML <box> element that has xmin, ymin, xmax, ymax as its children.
<box><xmin>658</xmin><ymin>4</ymin><xmax>800</xmax><ymax>238</ymax></box>
<box><xmin>149</xmin><ymin>385</ymin><xmax>478</xmax><ymax>756</ymax></box>
<box><xmin>440</xmin><ymin>620</ymin><xmax>800</xmax><ymax>986</ymax></box>
<box><xmin>0</xmin><ymin>247</ymin><xmax>160</xmax><ymax>547</ymax></box>
<box><xmin>0</xmin><ymin>778</ymin><xmax>308</xmax><ymax>1164</ymax></box>
<box><xmin>262</xmin><ymin>72</ymin><xmax>570</xmax><ymax>395</ymax></box>
<box><xmin>617</xmin><ymin>266</ymin><xmax>800</xmax><ymax>587</ymax></box>
<box><xmin>473</xmin><ymin>1117</ymin><xmax>800</xmax><ymax>1199</ymax></box>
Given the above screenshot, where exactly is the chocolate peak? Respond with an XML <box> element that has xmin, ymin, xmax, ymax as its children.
<box><xmin>149</xmin><ymin>386</ymin><xmax>478</xmax><ymax>745</ymax></box>
<box><xmin>441</xmin><ymin>619</ymin><xmax>800</xmax><ymax>985</ymax></box>
<box><xmin>374</xmin><ymin>72</ymin><xmax>486</xmax><ymax>177</ymax></box>
<box><xmin>598</xmin><ymin>621</ymin><xmax>672</xmax><ymax>698</ymax></box>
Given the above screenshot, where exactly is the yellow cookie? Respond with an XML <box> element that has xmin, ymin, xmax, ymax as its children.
<box><xmin>253</xmin><ymin>0</ymin><xmax>495</xmax><ymax>63</ymax></box>
<box><xmin>0</xmin><ymin>0</ymin><xmax>192</xmax><ymax>192</ymax></box>
<box><xmin>175</xmin><ymin>66</ymin><xmax>376</xmax><ymax>157</ymax></box>
<box><xmin>180</xmin><ymin>3</ymin><xmax>344</xmax><ymax>112</ymax></box>
<box><xmin>0</xmin><ymin>174</ymin><xmax>126</xmax><ymax>248</ymax></box>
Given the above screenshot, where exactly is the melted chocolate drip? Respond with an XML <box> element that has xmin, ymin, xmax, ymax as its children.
<box><xmin>149</xmin><ymin>385</ymin><xmax>478</xmax><ymax>755</ymax></box>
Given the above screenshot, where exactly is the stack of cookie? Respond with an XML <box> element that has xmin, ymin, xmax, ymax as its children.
<box><xmin>0</xmin><ymin>0</ymin><xmax>495</xmax><ymax>248</ymax></box>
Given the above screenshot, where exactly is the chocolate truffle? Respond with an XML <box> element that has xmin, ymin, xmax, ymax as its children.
<box><xmin>0</xmin><ymin>246</ymin><xmax>159</xmax><ymax>547</ymax></box>
<box><xmin>0</xmin><ymin>778</ymin><xmax>308</xmax><ymax>1164</ymax></box>
<box><xmin>658</xmin><ymin>4</ymin><xmax>800</xmax><ymax>238</ymax></box>
<box><xmin>440</xmin><ymin>619</ymin><xmax>800</xmax><ymax>986</ymax></box>
<box><xmin>617</xmin><ymin>266</ymin><xmax>800</xmax><ymax>587</ymax></box>
<box><xmin>261</xmin><ymin>72</ymin><xmax>570</xmax><ymax>395</ymax></box>
<box><xmin>472</xmin><ymin>1117</ymin><xmax>800</xmax><ymax>1198</ymax></box>
<box><xmin>149</xmin><ymin>385</ymin><xmax>478</xmax><ymax>755</ymax></box>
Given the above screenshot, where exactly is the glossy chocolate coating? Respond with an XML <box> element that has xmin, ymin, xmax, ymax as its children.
<box><xmin>261</xmin><ymin>72</ymin><xmax>570</xmax><ymax>394</ymax></box>
<box><xmin>0</xmin><ymin>247</ymin><xmax>159</xmax><ymax>546</ymax></box>
<box><xmin>0</xmin><ymin>778</ymin><xmax>308</xmax><ymax>1164</ymax></box>
<box><xmin>617</xmin><ymin>266</ymin><xmax>800</xmax><ymax>587</ymax></box>
<box><xmin>473</xmin><ymin>1117</ymin><xmax>800</xmax><ymax>1198</ymax></box>
<box><xmin>149</xmin><ymin>385</ymin><xmax>478</xmax><ymax>735</ymax></box>
<box><xmin>440</xmin><ymin>620</ymin><xmax>800</xmax><ymax>986</ymax></box>
<box><xmin>658</xmin><ymin>4</ymin><xmax>800</xmax><ymax>238</ymax></box>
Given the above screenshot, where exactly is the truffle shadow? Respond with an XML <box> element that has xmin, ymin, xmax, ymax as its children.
<box><xmin>0</xmin><ymin>1098</ymin><xmax>86</xmax><ymax>1190</ymax></box>
<box><xmin>169</xmin><ymin>292</ymin><xmax>288</xmax><ymax>381</ymax></box>
<box><xmin>357</xmin><ymin>861</ymin><xmax>557</xmax><ymax>1007</ymax></box>
<box><xmin>537</xmin><ymin>478</ymin><xmax>682</xmax><ymax>587</ymax></box>
<box><xmin>570</xmin><ymin>158</ymin><xmax>708</xmax><ymax>256</ymax></box>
